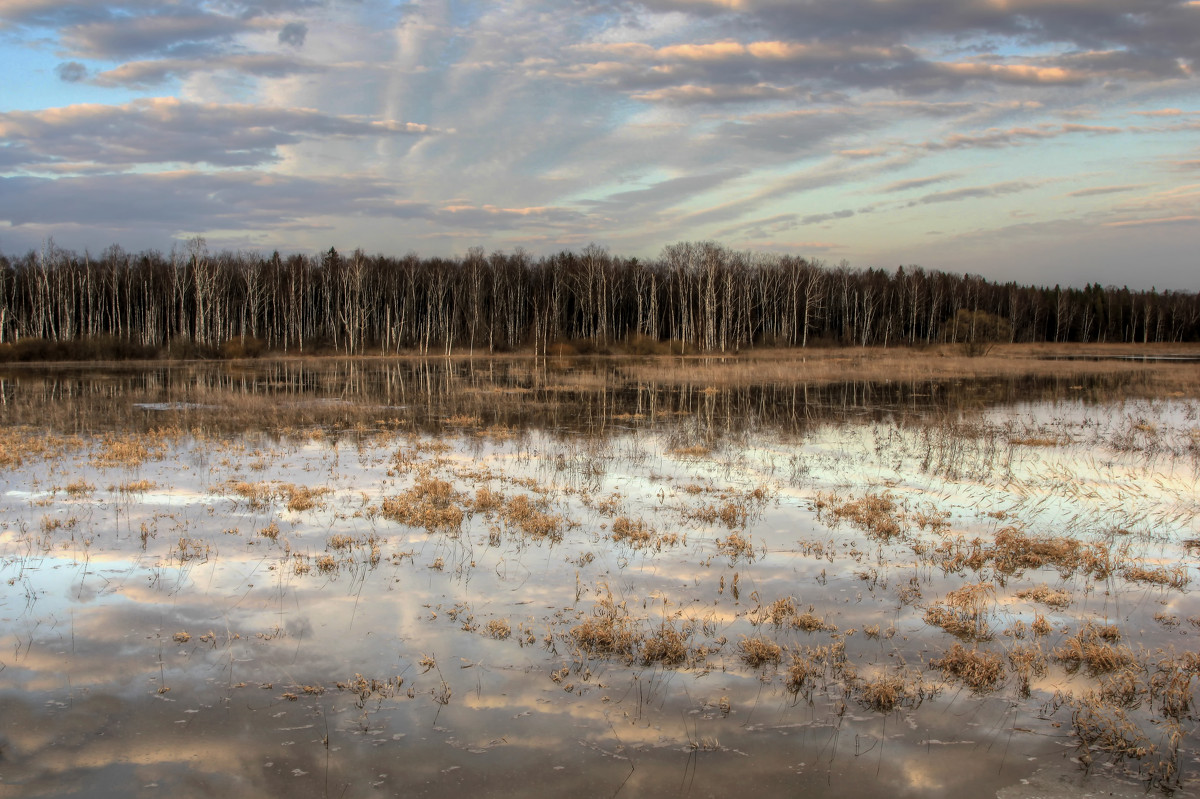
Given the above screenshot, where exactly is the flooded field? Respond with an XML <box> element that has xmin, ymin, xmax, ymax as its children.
<box><xmin>1</xmin><ymin>357</ymin><xmax>1198</xmax><ymax>798</ymax></box>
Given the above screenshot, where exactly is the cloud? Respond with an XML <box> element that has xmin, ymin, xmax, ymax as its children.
<box><xmin>1</xmin><ymin>0</ymin><xmax>1197</xmax><ymax>288</ymax></box>
<box><xmin>799</xmin><ymin>208</ymin><xmax>855</xmax><ymax>225</ymax></box>
<box><xmin>61</xmin><ymin>11</ymin><xmax>253</xmax><ymax>59</ymax></box>
<box><xmin>1102</xmin><ymin>214</ymin><xmax>1199</xmax><ymax>228</ymax></box>
<box><xmin>54</xmin><ymin>60</ymin><xmax>87</xmax><ymax>82</ymax></box>
<box><xmin>91</xmin><ymin>53</ymin><xmax>323</xmax><ymax>87</ymax></box>
<box><xmin>0</xmin><ymin>171</ymin><xmax>382</xmax><ymax>229</ymax></box>
<box><xmin>880</xmin><ymin>172</ymin><xmax>961</xmax><ymax>193</ymax></box>
<box><xmin>1066</xmin><ymin>184</ymin><xmax>1145</xmax><ymax>197</ymax></box>
<box><xmin>711</xmin><ymin>107</ymin><xmax>880</xmax><ymax>155</ymax></box>
<box><xmin>585</xmin><ymin>170</ymin><xmax>743</xmax><ymax>210</ymax></box>
<box><xmin>922</xmin><ymin>123</ymin><xmax>1121</xmax><ymax>151</ymax></box>
<box><xmin>278</xmin><ymin>21</ymin><xmax>308</xmax><ymax>47</ymax></box>
<box><xmin>0</xmin><ymin>98</ymin><xmax>432</xmax><ymax>171</ymax></box>
<box><xmin>913</xmin><ymin>180</ymin><xmax>1038</xmax><ymax>205</ymax></box>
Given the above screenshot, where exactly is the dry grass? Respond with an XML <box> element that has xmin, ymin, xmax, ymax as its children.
<box><xmin>1055</xmin><ymin>623</ymin><xmax>1136</xmax><ymax>676</ymax></box>
<box><xmin>738</xmin><ymin>636</ymin><xmax>783</xmax><ymax>668</ymax></box>
<box><xmin>1122</xmin><ymin>564</ymin><xmax>1189</xmax><ymax>590</ymax></box>
<box><xmin>337</xmin><ymin>673</ymin><xmax>405</xmax><ymax>707</ymax></box>
<box><xmin>470</xmin><ymin>487</ymin><xmax>505</xmax><ymax>514</ymax></box>
<box><xmin>611</xmin><ymin>516</ymin><xmax>652</xmax><ymax>546</ymax></box>
<box><xmin>991</xmin><ymin>527</ymin><xmax>1113</xmax><ymax>580</ymax></box>
<box><xmin>793</xmin><ymin>606</ymin><xmax>837</xmax><ymax>634</ymax></box>
<box><xmin>641</xmin><ymin>622</ymin><xmax>690</xmax><ymax>666</ymax></box>
<box><xmin>753</xmin><ymin>597</ymin><xmax>797</xmax><ymax>627</ymax></box>
<box><xmin>90</xmin><ymin>432</ymin><xmax>169</xmax><ymax>468</ymax></box>
<box><xmin>1015</xmin><ymin>584</ymin><xmax>1073</xmax><ymax>608</ymax></box>
<box><xmin>715</xmin><ymin>530</ymin><xmax>756</xmax><ymax>561</ymax></box>
<box><xmin>784</xmin><ymin>647</ymin><xmax>826</xmax><ymax>700</ymax></box>
<box><xmin>815</xmin><ymin>491</ymin><xmax>905</xmax><ymax>540</ymax></box>
<box><xmin>225</xmin><ymin>480</ymin><xmax>274</xmax><ymax>509</ymax></box>
<box><xmin>1008</xmin><ymin>643</ymin><xmax>1048</xmax><ymax>698</ymax></box>
<box><xmin>485</xmin><ymin>619</ymin><xmax>511</xmax><ymax>640</ymax></box>
<box><xmin>65</xmin><ymin>480</ymin><xmax>94</xmax><ymax>497</ymax></box>
<box><xmin>282</xmin><ymin>483</ymin><xmax>329</xmax><ymax>513</ymax></box>
<box><xmin>380</xmin><ymin>474</ymin><xmax>465</xmax><ymax>534</ymax></box>
<box><xmin>929</xmin><ymin>643</ymin><xmax>1005</xmax><ymax>694</ymax></box>
<box><xmin>620</xmin><ymin>343</ymin><xmax>1200</xmax><ymax>391</ymax></box>
<box><xmin>853</xmin><ymin>669</ymin><xmax>929</xmax><ymax>712</ymax></box>
<box><xmin>117</xmin><ymin>479</ymin><xmax>156</xmax><ymax>493</ymax></box>
<box><xmin>923</xmin><ymin>582</ymin><xmax>995</xmax><ymax>640</ymax></box>
<box><xmin>502</xmin><ymin>494</ymin><xmax>565</xmax><ymax>540</ymax></box>
<box><xmin>571</xmin><ymin>590</ymin><xmax>639</xmax><ymax>662</ymax></box>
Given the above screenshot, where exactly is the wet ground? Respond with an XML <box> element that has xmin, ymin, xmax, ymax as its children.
<box><xmin>1</xmin><ymin>359</ymin><xmax>1197</xmax><ymax>798</ymax></box>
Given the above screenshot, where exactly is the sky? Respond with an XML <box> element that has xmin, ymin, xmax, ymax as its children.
<box><xmin>0</xmin><ymin>0</ymin><xmax>1198</xmax><ymax>289</ymax></box>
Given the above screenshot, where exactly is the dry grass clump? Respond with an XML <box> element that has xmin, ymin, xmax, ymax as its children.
<box><xmin>502</xmin><ymin>494</ymin><xmax>565</xmax><ymax>540</ymax></box>
<box><xmin>793</xmin><ymin>606</ymin><xmax>837</xmax><ymax>633</ymax></box>
<box><xmin>225</xmin><ymin>480</ymin><xmax>274</xmax><ymax>510</ymax></box>
<box><xmin>571</xmin><ymin>591</ymin><xmax>639</xmax><ymax>662</ymax></box>
<box><xmin>485</xmin><ymin>618</ymin><xmax>511</xmax><ymax>640</ymax></box>
<box><xmin>753</xmin><ymin>597</ymin><xmax>797</xmax><ymax>627</ymax></box>
<box><xmin>1015</xmin><ymin>584</ymin><xmax>1073</xmax><ymax>608</ymax></box>
<box><xmin>175</xmin><ymin>536</ymin><xmax>209</xmax><ymax>563</ymax></box>
<box><xmin>784</xmin><ymin>647</ymin><xmax>827</xmax><ymax>700</ymax></box>
<box><xmin>327</xmin><ymin>533</ymin><xmax>356</xmax><ymax>550</ymax></box>
<box><xmin>852</xmin><ymin>669</ymin><xmax>928</xmax><ymax>713</ymax></box>
<box><xmin>1149</xmin><ymin>659</ymin><xmax>1195</xmax><ymax>720</ymax></box>
<box><xmin>1008</xmin><ymin>644</ymin><xmax>1048</xmax><ymax>697</ymax></box>
<box><xmin>282</xmin><ymin>483</ymin><xmax>329</xmax><ymax>513</ymax></box>
<box><xmin>380</xmin><ymin>474</ymin><xmax>465</xmax><ymax>533</ymax></box>
<box><xmin>90</xmin><ymin>431</ymin><xmax>172</xmax><ymax>468</ymax></box>
<box><xmin>258</xmin><ymin>521</ymin><xmax>280</xmax><ymax>540</ymax></box>
<box><xmin>715</xmin><ymin>530</ymin><xmax>756</xmax><ymax>561</ymax></box>
<box><xmin>1071</xmin><ymin>701</ymin><xmax>1154</xmax><ymax>763</ymax></box>
<box><xmin>1094</xmin><ymin>665</ymin><xmax>1148</xmax><ymax>708</ymax></box>
<box><xmin>738</xmin><ymin>636</ymin><xmax>783</xmax><ymax>668</ymax></box>
<box><xmin>929</xmin><ymin>643</ymin><xmax>1005</xmax><ymax>694</ymax></box>
<box><xmin>641</xmin><ymin>622</ymin><xmax>690</xmax><ymax>666</ymax></box>
<box><xmin>611</xmin><ymin>516</ymin><xmax>653</xmax><ymax>546</ymax></box>
<box><xmin>1009</xmin><ymin>436</ymin><xmax>1063</xmax><ymax>447</ymax></box>
<box><xmin>1065</xmin><ymin>696</ymin><xmax>1184</xmax><ymax>791</ymax></box>
<box><xmin>0</xmin><ymin>429</ymin><xmax>27</xmax><ymax>468</ymax></box>
<box><xmin>336</xmin><ymin>673</ymin><xmax>405</xmax><ymax>707</ymax></box>
<box><xmin>315</xmin><ymin>554</ymin><xmax>337</xmax><ymax>574</ymax></box>
<box><xmin>911</xmin><ymin>508</ymin><xmax>951</xmax><ymax>532</ymax></box>
<box><xmin>681</xmin><ymin>500</ymin><xmax>744</xmax><ymax>529</ymax></box>
<box><xmin>1054</xmin><ymin>623</ymin><xmax>1136</xmax><ymax>676</ymax></box>
<box><xmin>991</xmin><ymin>526</ymin><xmax>1112</xmax><ymax>579</ymax></box>
<box><xmin>1122</xmin><ymin>564</ymin><xmax>1189</xmax><ymax>590</ymax></box>
<box><xmin>64</xmin><ymin>480</ymin><xmax>95</xmax><ymax>497</ymax></box>
<box><xmin>815</xmin><ymin>491</ymin><xmax>905</xmax><ymax>540</ymax></box>
<box><xmin>470</xmin><ymin>487</ymin><xmax>505</xmax><ymax>514</ymax></box>
<box><xmin>117</xmin><ymin>479</ymin><xmax>156</xmax><ymax>493</ymax></box>
<box><xmin>923</xmin><ymin>582</ymin><xmax>995</xmax><ymax>640</ymax></box>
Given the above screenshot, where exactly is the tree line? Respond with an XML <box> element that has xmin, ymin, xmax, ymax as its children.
<box><xmin>0</xmin><ymin>238</ymin><xmax>1196</xmax><ymax>359</ymax></box>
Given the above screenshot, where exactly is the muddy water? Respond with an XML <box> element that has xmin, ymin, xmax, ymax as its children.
<box><xmin>0</xmin><ymin>360</ymin><xmax>1198</xmax><ymax>798</ymax></box>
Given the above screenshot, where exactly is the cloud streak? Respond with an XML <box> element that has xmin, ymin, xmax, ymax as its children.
<box><xmin>0</xmin><ymin>98</ymin><xmax>431</xmax><ymax>171</ymax></box>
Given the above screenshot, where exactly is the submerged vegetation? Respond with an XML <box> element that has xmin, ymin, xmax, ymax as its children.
<box><xmin>0</xmin><ymin>357</ymin><xmax>1198</xmax><ymax>797</ymax></box>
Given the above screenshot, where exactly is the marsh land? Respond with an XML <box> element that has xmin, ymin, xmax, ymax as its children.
<box><xmin>1</xmin><ymin>344</ymin><xmax>1198</xmax><ymax>798</ymax></box>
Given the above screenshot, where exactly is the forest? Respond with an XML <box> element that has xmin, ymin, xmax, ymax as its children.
<box><xmin>1</xmin><ymin>238</ymin><xmax>1197</xmax><ymax>360</ymax></box>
